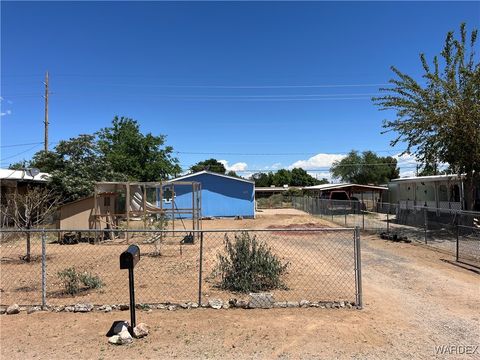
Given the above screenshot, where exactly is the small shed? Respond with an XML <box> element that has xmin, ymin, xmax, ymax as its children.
<box><xmin>169</xmin><ymin>171</ymin><xmax>255</xmax><ymax>218</ymax></box>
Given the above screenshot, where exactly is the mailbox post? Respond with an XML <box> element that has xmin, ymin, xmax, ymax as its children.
<box><xmin>120</xmin><ymin>244</ymin><xmax>140</xmax><ymax>331</ymax></box>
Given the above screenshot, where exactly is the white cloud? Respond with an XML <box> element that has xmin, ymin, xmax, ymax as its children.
<box><xmin>289</xmin><ymin>153</ymin><xmax>346</xmax><ymax>169</ymax></box>
<box><xmin>0</xmin><ymin>110</ymin><xmax>12</xmax><ymax>117</ymax></box>
<box><xmin>218</xmin><ymin>160</ymin><xmax>248</xmax><ymax>172</ymax></box>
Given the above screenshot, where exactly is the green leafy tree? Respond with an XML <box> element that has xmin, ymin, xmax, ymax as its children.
<box><xmin>373</xmin><ymin>23</ymin><xmax>480</xmax><ymax>210</ymax></box>
<box><xmin>97</xmin><ymin>116</ymin><xmax>181</xmax><ymax>181</ymax></box>
<box><xmin>272</xmin><ymin>169</ymin><xmax>292</xmax><ymax>187</ymax></box>
<box><xmin>331</xmin><ymin>150</ymin><xmax>400</xmax><ymax>185</ymax></box>
<box><xmin>251</xmin><ymin>169</ymin><xmax>327</xmax><ymax>187</ymax></box>
<box><xmin>28</xmin><ymin>117</ymin><xmax>181</xmax><ymax>202</ymax></box>
<box><xmin>8</xmin><ymin>160</ymin><xmax>28</xmax><ymax>170</ymax></box>
<box><xmin>251</xmin><ymin>172</ymin><xmax>274</xmax><ymax>187</ymax></box>
<box><xmin>290</xmin><ymin>168</ymin><xmax>326</xmax><ymax>186</ymax></box>
<box><xmin>190</xmin><ymin>158</ymin><xmax>226</xmax><ymax>174</ymax></box>
<box><xmin>226</xmin><ymin>170</ymin><xmax>239</xmax><ymax>178</ymax></box>
<box><xmin>31</xmin><ymin>135</ymin><xmax>117</xmax><ymax>202</ymax></box>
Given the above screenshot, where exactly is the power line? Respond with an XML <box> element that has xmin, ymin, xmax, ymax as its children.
<box><xmin>1</xmin><ymin>93</ymin><xmax>376</xmax><ymax>102</ymax></box>
<box><xmin>0</xmin><ymin>144</ymin><xmax>43</xmax><ymax>162</ymax></box>
<box><xmin>175</xmin><ymin>149</ymin><xmax>407</xmax><ymax>156</ymax></box>
<box><xmin>1</xmin><ymin>141</ymin><xmax>44</xmax><ymax>148</ymax></box>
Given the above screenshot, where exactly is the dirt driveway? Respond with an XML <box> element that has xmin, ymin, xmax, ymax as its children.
<box><xmin>1</xmin><ymin>210</ymin><xmax>479</xmax><ymax>359</ymax></box>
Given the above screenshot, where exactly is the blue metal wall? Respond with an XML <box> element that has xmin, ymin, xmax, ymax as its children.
<box><xmin>168</xmin><ymin>173</ymin><xmax>255</xmax><ymax>218</ymax></box>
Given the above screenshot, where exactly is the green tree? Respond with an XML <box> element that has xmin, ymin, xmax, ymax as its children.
<box><xmin>331</xmin><ymin>150</ymin><xmax>400</xmax><ymax>185</ymax></box>
<box><xmin>272</xmin><ymin>169</ymin><xmax>292</xmax><ymax>187</ymax></box>
<box><xmin>8</xmin><ymin>160</ymin><xmax>28</xmax><ymax>170</ymax></box>
<box><xmin>31</xmin><ymin>135</ymin><xmax>116</xmax><ymax>202</ymax></box>
<box><xmin>97</xmin><ymin>116</ymin><xmax>181</xmax><ymax>181</ymax></box>
<box><xmin>251</xmin><ymin>172</ymin><xmax>274</xmax><ymax>187</ymax></box>
<box><xmin>190</xmin><ymin>158</ymin><xmax>226</xmax><ymax>174</ymax></box>
<box><xmin>373</xmin><ymin>23</ymin><xmax>480</xmax><ymax>210</ymax></box>
<box><xmin>251</xmin><ymin>169</ymin><xmax>326</xmax><ymax>187</ymax></box>
<box><xmin>226</xmin><ymin>170</ymin><xmax>239</xmax><ymax>178</ymax></box>
<box><xmin>290</xmin><ymin>168</ymin><xmax>325</xmax><ymax>186</ymax></box>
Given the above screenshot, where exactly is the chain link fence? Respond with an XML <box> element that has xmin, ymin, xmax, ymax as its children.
<box><xmin>293</xmin><ymin>196</ymin><xmax>480</xmax><ymax>266</ymax></box>
<box><xmin>0</xmin><ymin>228</ymin><xmax>362</xmax><ymax>308</ymax></box>
<box><xmin>456</xmin><ymin>225</ymin><xmax>480</xmax><ymax>268</ymax></box>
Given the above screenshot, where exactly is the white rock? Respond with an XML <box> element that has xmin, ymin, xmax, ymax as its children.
<box><xmin>74</xmin><ymin>303</ymin><xmax>93</xmax><ymax>313</ymax></box>
<box><xmin>119</xmin><ymin>330</ymin><xmax>133</xmax><ymax>344</ymax></box>
<box><xmin>27</xmin><ymin>306</ymin><xmax>41</xmax><ymax>314</ymax></box>
<box><xmin>133</xmin><ymin>323</ymin><xmax>149</xmax><ymax>338</ymax></box>
<box><xmin>6</xmin><ymin>304</ymin><xmax>20</xmax><ymax>315</ymax></box>
<box><xmin>108</xmin><ymin>335</ymin><xmax>122</xmax><ymax>345</ymax></box>
<box><xmin>208</xmin><ymin>299</ymin><xmax>223</xmax><ymax>309</ymax></box>
<box><xmin>248</xmin><ymin>293</ymin><xmax>274</xmax><ymax>309</ymax></box>
<box><xmin>299</xmin><ymin>300</ymin><xmax>310</xmax><ymax>308</ymax></box>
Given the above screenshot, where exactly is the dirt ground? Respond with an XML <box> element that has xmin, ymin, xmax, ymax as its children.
<box><xmin>1</xmin><ymin>209</ymin><xmax>479</xmax><ymax>359</ymax></box>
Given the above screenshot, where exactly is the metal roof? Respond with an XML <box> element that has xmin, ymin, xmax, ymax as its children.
<box><xmin>0</xmin><ymin>168</ymin><xmax>50</xmax><ymax>182</ymax></box>
<box><xmin>170</xmin><ymin>170</ymin><xmax>255</xmax><ymax>184</ymax></box>
<box><xmin>303</xmin><ymin>183</ymin><xmax>387</xmax><ymax>191</ymax></box>
<box><xmin>390</xmin><ymin>174</ymin><xmax>464</xmax><ymax>183</ymax></box>
<box><xmin>255</xmin><ymin>186</ymin><xmax>302</xmax><ymax>192</ymax></box>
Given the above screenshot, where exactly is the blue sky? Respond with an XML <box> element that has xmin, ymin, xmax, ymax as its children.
<box><xmin>1</xmin><ymin>1</ymin><xmax>479</xmax><ymax>179</ymax></box>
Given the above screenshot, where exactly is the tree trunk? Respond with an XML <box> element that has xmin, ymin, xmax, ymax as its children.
<box><xmin>463</xmin><ymin>171</ymin><xmax>479</xmax><ymax>211</ymax></box>
<box><xmin>25</xmin><ymin>231</ymin><xmax>31</xmax><ymax>263</ymax></box>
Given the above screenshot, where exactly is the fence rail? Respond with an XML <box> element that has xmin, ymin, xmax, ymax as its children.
<box><xmin>293</xmin><ymin>196</ymin><xmax>480</xmax><ymax>266</ymax></box>
<box><xmin>0</xmin><ymin>227</ymin><xmax>362</xmax><ymax>308</ymax></box>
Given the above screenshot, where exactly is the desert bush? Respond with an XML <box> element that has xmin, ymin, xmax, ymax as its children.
<box><xmin>215</xmin><ymin>231</ymin><xmax>288</xmax><ymax>293</ymax></box>
<box><xmin>256</xmin><ymin>194</ymin><xmax>284</xmax><ymax>209</ymax></box>
<box><xmin>58</xmin><ymin>267</ymin><xmax>80</xmax><ymax>295</ymax></box>
<box><xmin>58</xmin><ymin>267</ymin><xmax>104</xmax><ymax>295</ymax></box>
<box><xmin>79</xmin><ymin>271</ymin><xmax>104</xmax><ymax>289</ymax></box>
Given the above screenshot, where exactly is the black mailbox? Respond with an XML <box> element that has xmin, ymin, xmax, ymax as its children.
<box><xmin>120</xmin><ymin>244</ymin><xmax>141</xmax><ymax>332</ymax></box>
<box><xmin>120</xmin><ymin>244</ymin><xmax>140</xmax><ymax>269</ymax></box>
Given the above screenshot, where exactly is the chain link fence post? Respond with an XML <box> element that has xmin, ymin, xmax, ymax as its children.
<box><xmin>198</xmin><ymin>231</ymin><xmax>204</xmax><ymax>306</ymax></box>
<box><xmin>456</xmin><ymin>224</ymin><xmax>459</xmax><ymax>262</ymax></box>
<box><xmin>41</xmin><ymin>229</ymin><xmax>47</xmax><ymax>309</ymax></box>
<box><xmin>424</xmin><ymin>206</ymin><xmax>428</xmax><ymax>244</ymax></box>
<box><xmin>354</xmin><ymin>227</ymin><xmax>363</xmax><ymax>309</ymax></box>
<box><xmin>361</xmin><ymin>193</ymin><xmax>365</xmax><ymax>230</ymax></box>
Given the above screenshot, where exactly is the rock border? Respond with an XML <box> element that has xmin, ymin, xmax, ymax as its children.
<box><xmin>1</xmin><ymin>299</ymin><xmax>359</xmax><ymax>315</ymax></box>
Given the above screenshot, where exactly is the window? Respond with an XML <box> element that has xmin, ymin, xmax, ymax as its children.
<box><xmin>104</xmin><ymin>197</ymin><xmax>110</xmax><ymax>207</ymax></box>
<box><xmin>438</xmin><ymin>185</ymin><xmax>448</xmax><ymax>201</ymax></box>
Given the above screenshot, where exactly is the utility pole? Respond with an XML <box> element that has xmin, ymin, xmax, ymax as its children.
<box><xmin>43</xmin><ymin>71</ymin><xmax>49</xmax><ymax>152</ymax></box>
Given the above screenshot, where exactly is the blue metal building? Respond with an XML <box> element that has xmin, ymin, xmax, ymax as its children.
<box><xmin>168</xmin><ymin>171</ymin><xmax>255</xmax><ymax>218</ymax></box>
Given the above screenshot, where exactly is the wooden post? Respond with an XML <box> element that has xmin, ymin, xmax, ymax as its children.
<box><xmin>93</xmin><ymin>185</ymin><xmax>98</xmax><ymax>243</ymax></box>
<box><xmin>143</xmin><ymin>184</ymin><xmax>147</xmax><ymax>229</ymax></box>
<box><xmin>43</xmin><ymin>71</ymin><xmax>49</xmax><ymax>152</ymax></box>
